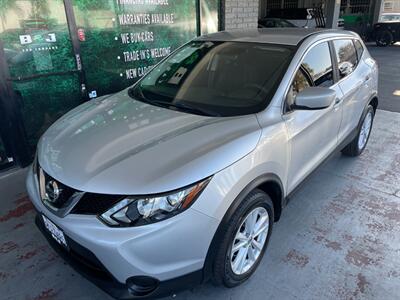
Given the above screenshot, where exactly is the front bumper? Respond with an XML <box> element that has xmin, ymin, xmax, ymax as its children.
<box><xmin>26</xmin><ymin>166</ymin><xmax>219</xmax><ymax>298</ymax></box>
<box><xmin>35</xmin><ymin>214</ymin><xmax>202</xmax><ymax>298</ymax></box>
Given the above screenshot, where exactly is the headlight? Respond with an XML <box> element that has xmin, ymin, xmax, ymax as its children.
<box><xmin>99</xmin><ymin>178</ymin><xmax>211</xmax><ymax>227</ymax></box>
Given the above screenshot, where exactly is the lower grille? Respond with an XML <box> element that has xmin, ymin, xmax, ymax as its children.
<box><xmin>35</xmin><ymin>214</ymin><xmax>114</xmax><ymax>280</ymax></box>
<box><xmin>71</xmin><ymin>194</ymin><xmax>123</xmax><ymax>215</ymax></box>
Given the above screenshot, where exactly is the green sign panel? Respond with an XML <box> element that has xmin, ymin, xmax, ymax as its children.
<box><xmin>0</xmin><ymin>0</ymin><xmax>218</xmax><ymax>161</ymax></box>
<box><xmin>74</xmin><ymin>0</ymin><xmax>198</xmax><ymax>98</ymax></box>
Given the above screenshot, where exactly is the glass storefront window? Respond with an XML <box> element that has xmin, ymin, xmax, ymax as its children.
<box><xmin>1</xmin><ymin>1</ymin><xmax>76</xmax><ymax>76</ymax></box>
<box><xmin>0</xmin><ymin>0</ymin><xmax>82</xmax><ymax>153</ymax></box>
<box><xmin>73</xmin><ymin>0</ymin><xmax>198</xmax><ymax>99</ymax></box>
<box><xmin>0</xmin><ymin>0</ymin><xmax>220</xmax><ymax>165</ymax></box>
<box><xmin>200</xmin><ymin>0</ymin><xmax>219</xmax><ymax>35</ymax></box>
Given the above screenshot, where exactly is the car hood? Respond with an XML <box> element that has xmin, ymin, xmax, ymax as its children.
<box><xmin>38</xmin><ymin>89</ymin><xmax>262</xmax><ymax>195</ymax></box>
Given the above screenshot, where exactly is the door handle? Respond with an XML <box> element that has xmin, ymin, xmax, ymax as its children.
<box><xmin>365</xmin><ymin>75</ymin><xmax>370</xmax><ymax>81</ymax></box>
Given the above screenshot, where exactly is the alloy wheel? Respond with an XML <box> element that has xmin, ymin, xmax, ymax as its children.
<box><xmin>230</xmin><ymin>207</ymin><xmax>269</xmax><ymax>275</ymax></box>
<box><xmin>358</xmin><ymin>111</ymin><xmax>372</xmax><ymax>150</ymax></box>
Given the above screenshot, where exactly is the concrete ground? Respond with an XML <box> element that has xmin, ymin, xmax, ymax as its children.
<box><xmin>1</xmin><ymin>46</ymin><xmax>400</xmax><ymax>300</ymax></box>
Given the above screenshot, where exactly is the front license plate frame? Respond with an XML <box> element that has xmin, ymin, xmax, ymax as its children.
<box><xmin>42</xmin><ymin>214</ymin><xmax>69</xmax><ymax>250</ymax></box>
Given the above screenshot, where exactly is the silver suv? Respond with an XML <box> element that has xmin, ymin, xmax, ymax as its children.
<box><xmin>27</xmin><ymin>29</ymin><xmax>378</xmax><ymax>298</ymax></box>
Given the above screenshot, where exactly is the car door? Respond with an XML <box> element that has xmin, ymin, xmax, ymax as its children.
<box><xmin>332</xmin><ymin>39</ymin><xmax>372</xmax><ymax>143</ymax></box>
<box><xmin>284</xmin><ymin>41</ymin><xmax>344</xmax><ymax>193</ymax></box>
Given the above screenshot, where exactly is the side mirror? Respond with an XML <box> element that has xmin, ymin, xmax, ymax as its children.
<box><xmin>338</xmin><ymin>61</ymin><xmax>353</xmax><ymax>77</ymax></box>
<box><xmin>294</xmin><ymin>87</ymin><xmax>336</xmax><ymax>110</ymax></box>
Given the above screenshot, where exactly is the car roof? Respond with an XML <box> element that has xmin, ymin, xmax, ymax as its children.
<box><xmin>195</xmin><ymin>28</ymin><xmax>357</xmax><ymax>46</ymax></box>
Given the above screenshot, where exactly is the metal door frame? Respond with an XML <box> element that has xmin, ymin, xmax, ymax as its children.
<box><xmin>64</xmin><ymin>0</ymin><xmax>88</xmax><ymax>100</ymax></box>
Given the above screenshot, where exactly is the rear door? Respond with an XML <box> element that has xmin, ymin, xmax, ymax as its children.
<box><xmin>332</xmin><ymin>39</ymin><xmax>371</xmax><ymax>143</ymax></box>
<box><xmin>284</xmin><ymin>41</ymin><xmax>344</xmax><ymax>192</ymax></box>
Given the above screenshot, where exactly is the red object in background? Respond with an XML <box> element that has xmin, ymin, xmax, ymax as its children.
<box><xmin>77</xmin><ymin>28</ymin><xmax>85</xmax><ymax>42</ymax></box>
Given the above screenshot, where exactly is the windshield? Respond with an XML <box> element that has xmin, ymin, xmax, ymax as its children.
<box><xmin>129</xmin><ymin>41</ymin><xmax>294</xmax><ymax>117</ymax></box>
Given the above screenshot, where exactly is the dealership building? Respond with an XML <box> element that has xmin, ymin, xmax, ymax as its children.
<box><xmin>0</xmin><ymin>0</ymin><xmax>390</xmax><ymax>171</ymax></box>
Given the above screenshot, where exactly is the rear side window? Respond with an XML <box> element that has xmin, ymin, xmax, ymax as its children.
<box><xmin>354</xmin><ymin>40</ymin><xmax>364</xmax><ymax>61</ymax></box>
<box><xmin>333</xmin><ymin>39</ymin><xmax>358</xmax><ymax>79</ymax></box>
<box><xmin>301</xmin><ymin>42</ymin><xmax>334</xmax><ymax>87</ymax></box>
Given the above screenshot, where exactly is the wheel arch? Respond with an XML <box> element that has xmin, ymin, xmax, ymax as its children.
<box><xmin>355</xmin><ymin>96</ymin><xmax>377</xmax><ymax>131</ymax></box>
<box><xmin>369</xmin><ymin>96</ymin><xmax>378</xmax><ymax>113</ymax></box>
<box><xmin>202</xmin><ymin>173</ymin><xmax>284</xmax><ymax>283</ymax></box>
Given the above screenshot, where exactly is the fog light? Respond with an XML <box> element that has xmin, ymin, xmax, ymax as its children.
<box><xmin>126</xmin><ymin>276</ymin><xmax>159</xmax><ymax>296</ymax></box>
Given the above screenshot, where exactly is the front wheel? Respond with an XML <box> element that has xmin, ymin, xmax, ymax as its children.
<box><xmin>342</xmin><ymin>105</ymin><xmax>374</xmax><ymax>157</ymax></box>
<box><xmin>212</xmin><ymin>189</ymin><xmax>274</xmax><ymax>287</ymax></box>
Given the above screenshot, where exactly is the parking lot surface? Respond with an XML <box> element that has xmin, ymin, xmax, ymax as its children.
<box><xmin>1</xmin><ymin>45</ymin><xmax>399</xmax><ymax>300</ymax></box>
<box><xmin>368</xmin><ymin>43</ymin><xmax>400</xmax><ymax>113</ymax></box>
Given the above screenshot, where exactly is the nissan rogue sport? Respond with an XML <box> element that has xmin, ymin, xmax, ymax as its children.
<box><xmin>27</xmin><ymin>28</ymin><xmax>378</xmax><ymax>299</ymax></box>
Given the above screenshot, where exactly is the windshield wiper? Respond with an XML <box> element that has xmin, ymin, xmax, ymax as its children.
<box><xmin>128</xmin><ymin>87</ymin><xmax>147</xmax><ymax>102</ymax></box>
<box><xmin>155</xmin><ymin>100</ymin><xmax>221</xmax><ymax>117</ymax></box>
<box><xmin>128</xmin><ymin>88</ymin><xmax>220</xmax><ymax>117</ymax></box>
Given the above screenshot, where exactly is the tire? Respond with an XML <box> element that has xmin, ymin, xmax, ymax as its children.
<box><xmin>342</xmin><ymin>105</ymin><xmax>374</xmax><ymax>157</ymax></box>
<box><xmin>212</xmin><ymin>189</ymin><xmax>274</xmax><ymax>287</ymax></box>
<box><xmin>376</xmin><ymin>30</ymin><xmax>393</xmax><ymax>47</ymax></box>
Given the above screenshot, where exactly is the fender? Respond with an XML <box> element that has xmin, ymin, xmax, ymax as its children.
<box><xmin>359</xmin><ymin>95</ymin><xmax>378</xmax><ymax>128</ymax></box>
<box><xmin>339</xmin><ymin>95</ymin><xmax>378</xmax><ymax>153</ymax></box>
<box><xmin>367</xmin><ymin>94</ymin><xmax>378</xmax><ymax>112</ymax></box>
<box><xmin>201</xmin><ymin>173</ymin><xmax>284</xmax><ymax>283</ymax></box>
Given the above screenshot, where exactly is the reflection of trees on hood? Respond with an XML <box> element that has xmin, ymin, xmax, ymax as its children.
<box><xmin>30</xmin><ymin>0</ymin><xmax>50</xmax><ymax>18</ymax></box>
<box><xmin>0</xmin><ymin>0</ymin><xmax>22</xmax><ymax>31</ymax></box>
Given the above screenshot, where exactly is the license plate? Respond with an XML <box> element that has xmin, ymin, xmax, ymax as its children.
<box><xmin>42</xmin><ymin>215</ymin><xmax>68</xmax><ymax>249</ymax></box>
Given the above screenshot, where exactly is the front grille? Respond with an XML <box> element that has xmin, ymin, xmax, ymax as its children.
<box><xmin>38</xmin><ymin>166</ymin><xmax>77</xmax><ymax>210</ymax></box>
<box><xmin>71</xmin><ymin>194</ymin><xmax>123</xmax><ymax>215</ymax></box>
<box><xmin>48</xmin><ymin>182</ymin><xmax>75</xmax><ymax>209</ymax></box>
<box><xmin>37</xmin><ymin>163</ymin><xmax>122</xmax><ymax>216</ymax></box>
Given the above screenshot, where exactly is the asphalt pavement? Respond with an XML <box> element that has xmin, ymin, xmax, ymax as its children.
<box><xmin>367</xmin><ymin>42</ymin><xmax>400</xmax><ymax>113</ymax></box>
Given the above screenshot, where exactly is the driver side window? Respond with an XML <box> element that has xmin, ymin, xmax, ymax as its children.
<box><xmin>286</xmin><ymin>42</ymin><xmax>334</xmax><ymax>112</ymax></box>
<box><xmin>286</xmin><ymin>69</ymin><xmax>312</xmax><ymax>111</ymax></box>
